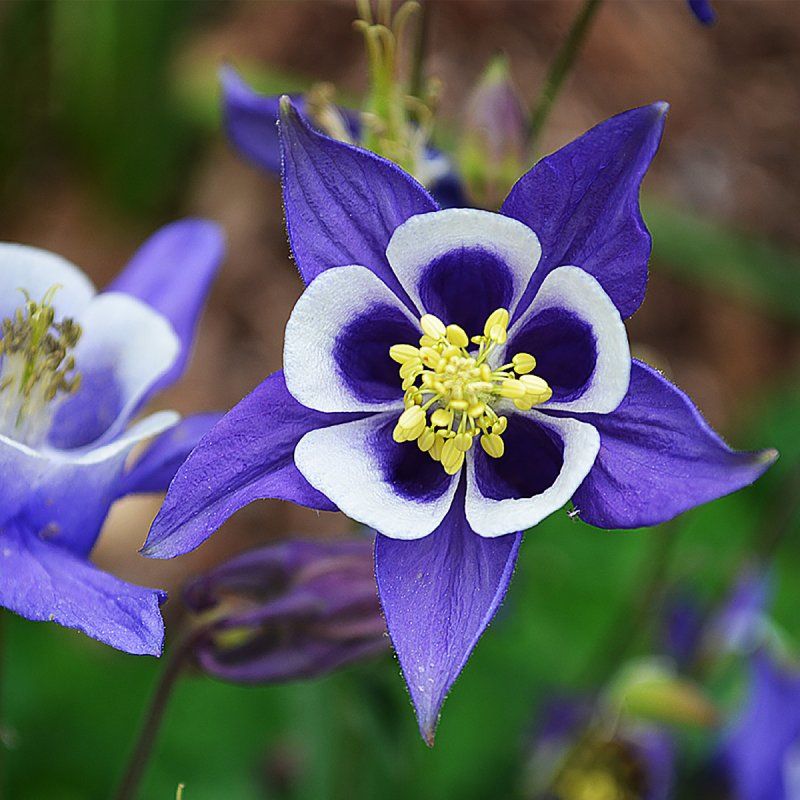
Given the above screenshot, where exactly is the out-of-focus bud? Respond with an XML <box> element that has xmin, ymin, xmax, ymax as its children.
<box><xmin>459</xmin><ymin>54</ymin><xmax>529</xmax><ymax>210</ymax></box>
<box><xmin>608</xmin><ymin>658</ymin><xmax>719</xmax><ymax>729</ymax></box>
<box><xmin>523</xmin><ymin>695</ymin><xmax>675</xmax><ymax>800</ymax></box>
<box><xmin>183</xmin><ymin>539</ymin><xmax>387</xmax><ymax>684</ymax></box>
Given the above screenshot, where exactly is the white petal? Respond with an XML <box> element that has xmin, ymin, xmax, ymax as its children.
<box><xmin>284</xmin><ymin>265</ymin><xmax>415</xmax><ymax>412</ymax></box>
<box><xmin>73</xmin><ymin>292</ymin><xmax>180</xmax><ymax>440</ymax></box>
<box><xmin>0</xmin><ymin>243</ymin><xmax>95</xmax><ymax>322</ymax></box>
<box><xmin>465</xmin><ymin>412</ymin><xmax>600</xmax><ymax>537</ymax></box>
<box><xmin>294</xmin><ymin>413</ymin><xmax>459</xmax><ymax>540</ymax></box>
<box><xmin>507</xmin><ymin>266</ymin><xmax>631</xmax><ymax>413</ymax></box>
<box><xmin>385</xmin><ymin>209</ymin><xmax>541</xmax><ymax>318</ymax></box>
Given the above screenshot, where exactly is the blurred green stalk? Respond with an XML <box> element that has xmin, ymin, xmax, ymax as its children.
<box><xmin>527</xmin><ymin>0</ymin><xmax>603</xmax><ymax>149</ymax></box>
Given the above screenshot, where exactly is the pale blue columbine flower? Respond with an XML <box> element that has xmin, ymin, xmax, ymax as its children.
<box><xmin>144</xmin><ymin>100</ymin><xmax>774</xmax><ymax>741</ymax></box>
<box><xmin>0</xmin><ymin>220</ymin><xmax>224</xmax><ymax>655</ymax></box>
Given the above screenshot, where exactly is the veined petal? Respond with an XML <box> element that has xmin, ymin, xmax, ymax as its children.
<box><xmin>0</xmin><ymin>242</ymin><xmax>95</xmax><ymax>322</ymax></box>
<box><xmin>504</xmin><ymin>266</ymin><xmax>630</xmax><ymax>413</ymax></box>
<box><xmin>284</xmin><ymin>265</ymin><xmax>417</xmax><ymax>412</ymax></box>
<box><xmin>48</xmin><ymin>292</ymin><xmax>180</xmax><ymax>449</ymax></box>
<box><xmin>568</xmin><ymin>361</ymin><xmax>777</xmax><ymax>529</ymax></box>
<box><xmin>375</xmin><ymin>491</ymin><xmax>521</xmax><ymax>744</ymax></box>
<box><xmin>465</xmin><ymin>412</ymin><xmax>600</xmax><ymax>536</ymax></box>
<box><xmin>107</xmin><ymin>219</ymin><xmax>225</xmax><ymax>394</ymax></box>
<box><xmin>279</xmin><ymin>97</ymin><xmax>437</xmax><ymax>302</ymax></box>
<box><xmin>0</xmin><ymin>411</ymin><xmax>177</xmax><ymax>557</ymax></box>
<box><xmin>385</xmin><ymin>209</ymin><xmax>541</xmax><ymax>330</ymax></box>
<box><xmin>0</xmin><ymin>520</ymin><xmax>165</xmax><ymax>655</ymax></box>
<box><xmin>143</xmin><ymin>371</ymin><xmax>360</xmax><ymax>559</ymax></box>
<box><xmin>117</xmin><ymin>412</ymin><xmax>223</xmax><ymax>497</ymax></box>
<box><xmin>294</xmin><ymin>413</ymin><xmax>459</xmax><ymax>540</ymax></box>
<box><xmin>501</xmin><ymin>103</ymin><xmax>667</xmax><ymax>319</ymax></box>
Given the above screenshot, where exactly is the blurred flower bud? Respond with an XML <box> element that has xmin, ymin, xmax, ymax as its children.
<box><xmin>524</xmin><ymin>696</ymin><xmax>674</xmax><ymax>800</ymax></box>
<box><xmin>459</xmin><ymin>54</ymin><xmax>528</xmax><ymax>209</ymax></box>
<box><xmin>608</xmin><ymin>658</ymin><xmax>719</xmax><ymax>729</ymax></box>
<box><xmin>183</xmin><ymin>539</ymin><xmax>386</xmax><ymax>684</ymax></box>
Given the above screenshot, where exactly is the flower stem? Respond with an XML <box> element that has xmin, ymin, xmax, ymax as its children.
<box><xmin>0</xmin><ymin>611</ymin><xmax>6</xmax><ymax>796</ymax></box>
<box><xmin>112</xmin><ymin>632</ymin><xmax>193</xmax><ymax>800</ymax></box>
<box><xmin>409</xmin><ymin>0</ymin><xmax>430</xmax><ymax>102</ymax></box>
<box><xmin>526</xmin><ymin>0</ymin><xmax>603</xmax><ymax>150</ymax></box>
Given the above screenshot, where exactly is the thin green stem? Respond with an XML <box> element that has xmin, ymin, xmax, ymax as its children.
<box><xmin>409</xmin><ymin>0</ymin><xmax>429</xmax><ymax>102</ymax></box>
<box><xmin>527</xmin><ymin>0</ymin><xmax>603</xmax><ymax>149</ymax></box>
<box><xmin>112</xmin><ymin>631</ymin><xmax>195</xmax><ymax>800</ymax></box>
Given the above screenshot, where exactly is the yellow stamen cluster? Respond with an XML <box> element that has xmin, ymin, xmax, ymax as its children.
<box><xmin>0</xmin><ymin>286</ymin><xmax>82</xmax><ymax>445</ymax></box>
<box><xmin>390</xmin><ymin>307</ymin><xmax>552</xmax><ymax>475</ymax></box>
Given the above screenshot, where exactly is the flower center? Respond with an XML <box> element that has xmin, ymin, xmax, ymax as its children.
<box><xmin>389</xmin><ymin>307</ymin><xmax>552</xmax><ymax>475</ymax></box>
<box><xmin>0</xmin><ymin>286</ymin><xmax>82</xmax><ymax>447</ymax></box>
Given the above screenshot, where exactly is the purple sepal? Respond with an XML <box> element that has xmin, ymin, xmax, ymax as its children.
<box><xmin>0</xmin><ymin>521</ymin><xmax>165</xmax><ymax>655</ymax></box>
<box><xmin>568</xmin><ymin>360</ymin><xmax>777</xmax><ymax>528</ymax></box>
<box><xmin>718</xmin><ymin>651</ymin><xmax>800</xmax><ymax>800</ymax></box>
<box><xmin>501</xmin><ymin>104</ymin><xmax>667</xmax><ymax>320</ymax></box>
<box><xmin>375</xmin><ymin>487</ymin><xmax>521</xmax><ymax>744</ymax></box>
<box><xmin>108</xmin><ymin>219</ymin><xmax>225</xmax><ymax>393</ymax></box>
<box><xmin>117</xmin><ymin>412</ymin><xmax>223</xmax><ymax>497</ymax></box>
<box><xmin>183</xmin><ymin>538</ymin><xmax>386</xmax><ymax>683</ymax></box>
<box><xmin>687</xmin><ymin>0</ymin><xmax>716</xmax><ymax>25</ymax></box>
<box><xmin>278</xmin><ymin>97</ymin><xmax>437</xmax><ymax>301</ymax></box>
<box><xmin>142</xmin><ymin>371</ymin><xmax>362</xmax><ymax>559</ymax></box>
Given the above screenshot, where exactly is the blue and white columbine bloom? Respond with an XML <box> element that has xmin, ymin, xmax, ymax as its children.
<box><xmin>144</xmin><ymin>100</ymin><xmax>775</xmax><ymax>741</ymax></box>
<box><xmin>0</xmin><ymin>220</ymin><xmax>224</xmax><ymax>655</ymax></box>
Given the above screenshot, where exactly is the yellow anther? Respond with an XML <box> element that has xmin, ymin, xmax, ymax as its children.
<box><xmin>467</xmin><ymin>402</ymin><xmax>485</xmax><ymax>419</ymax></box>
<box><xmin>417</xmin><ymin>427</ymin><xmax>435</xmax><ymax>452</ymax></box>
<box><xmin>498</xmin><ymin>379</ymin><xmax>527</xmax><ymax>400</ymax></box>
<box><xmin>419</xmin><ymin>334</ymin><xmax>437</xmax><ymax>347</ymax></box>
<box><xmin>513</xmin><ymin>398</ymin><xmax>533</xmax><ymax>411</ymax></box>
<box><xmin>512</xmin><ymin>352</ymin><xmax>537</xmax><ymax>374</ymax></box>
<box><xmin>483</xmin><ymin>308</ymin><xmax>509</xmax><ymax>339</ymax></box>
<box><xmin>521</xmin><ymin>374</ymin><xmax>553</xmax><ymax>403</ymax></box>
<box><xmin>399</xmin><ymin>360</ymin><xmax>421</xmax><ymax>379</ymax></box>
<box><xmin>420</xmin><ymin>314</ymin><xmax>446</xmax><ymax>340</ymax></box>
<box><xmin>441</xmin><ymin>438</ymin><xmax>465</xmax><ymax>475</ymax></box>
<box><xmin>449</xmin><ymin>399</ymin><xmax>469</xmax><ymax>411</ymax></box>
<box><xmin>453</xmin><ymin>432</ymin><xmax>473</xmax><ymax>452</ymax></box>
<box><xmin>492</xmin><ymin>416</ymin><xmax>508</xmax><ymax>435</ymax></box>
<box><xmin>431</xmin><ymin>408</ymin><xmax>453</xmax><ymax>428</ymax></box>
<box><xmin>446</xmin><ymin>324</ymin><xmax>469</xmax><ymax>348</ymax></box>
<box><xmin>481</xmin><ymin>433</ymin><xmax>505</xmax><ymax>458</ymax></box>
<box><xmin>389</xmin><ymin>344</ymin><xmax>421</xmax><ymax>364</ymax></box>
<box><xmin>430</xmin><ymin>435</ymin><xmax>445</xmax><ymax>461</ymax></box>
<box><xmin>392</xmin><ymin>405</ymin><xmax>426</xmax><ymax>442</ymax></box>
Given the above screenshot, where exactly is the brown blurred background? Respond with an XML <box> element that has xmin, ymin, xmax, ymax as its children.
<box><xmin>1</xmin><ymin>0</ymin><xmax>798</xmax><ymax>602</ymax></box>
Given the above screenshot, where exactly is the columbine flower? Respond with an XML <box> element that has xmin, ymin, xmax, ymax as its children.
<box><xmin>0</xmin><ymin>220</ymin><xmax>224</xmax><ymax>655</ymax></box>
<box><xmin>182</xmin><ymin>539</ymin><xmax>386</xmax><ymax>683</ymax></box>
<box><xmin>144</xmin><ymin>99</ymin><xmax>775</xmax><ymax>741</ymax></box>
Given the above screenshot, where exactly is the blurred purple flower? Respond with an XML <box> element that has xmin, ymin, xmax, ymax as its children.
<box><xmin>527</xmin><ymin>697</ymin><xmax>674</xmax><ymax>800</ymax></box>
<box><xmin>145</xmin><ymin>98</ymin><xmax>775</xmax><ymax>742</ymax></box>
<box><xmin>220</xmin><ymin>65</ymin><xmax>468</xmax><ymax>209</ymax></box>
<box><xmin>183</xmin><ymin>539</ymin><xmax>386</xmax><ymax>683</ymax></box>
<box><xmin>717</xmin><ymin>651</ymin><xmax>800</xmax><ymax>800</ymax></box>
<box><xmin>0</xmin><ymin>220</ymin><xmax>224</xmax><ymax>655</ymax></box>
<box><xmin>706</xmin><ymin>567</ymin><xmax>771</xmax><ymax>656</ymax></box>
<box><xmin>687</xmin><ymin>0</ymin><xmax>716</xmax><ymax>25</ymax></box>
